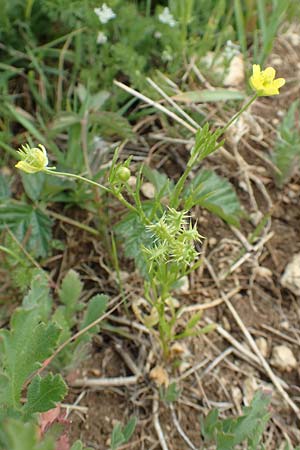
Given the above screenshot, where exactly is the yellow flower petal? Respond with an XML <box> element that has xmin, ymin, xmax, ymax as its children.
<box><xmin>15</xmin><ymin>161</ymin><xmax>41</xmax><ymax>174</ymax></box>
<box><xmin>273</xmin><ymin>78</ymin><xmax>285</xmax><ymax>89</ymax></box>
<box><xmin>252</xmin><ymin>64</ymin><xmax>261</xmax><ymax>77</ymax></box>
<box><xmin>262</xmin><ymin>67</ymin><xmax>276</xmax><ymax>81</ymax></box>
<box><xmin>15</xmin><ymin>143</ymin><xmax>53</xmax><ymax>174</ymax></box>
<box><xmin>249</xmin><ymin>64</ymin><xmax>285</xmax><ymax>97</ymax></box>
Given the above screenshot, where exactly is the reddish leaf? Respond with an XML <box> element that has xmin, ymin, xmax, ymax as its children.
<box><xmin>39</xmin><ymin>406</ymin><xmax>61</xmax><ymax>434</ymax></box>
<box><xmin>56</xmin><ymin>433</ymin><xmax>70</xmax><ymax>450</ymax></box>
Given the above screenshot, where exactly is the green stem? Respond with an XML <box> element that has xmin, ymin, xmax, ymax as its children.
<box><xmin>170</xmin><ymin>164</ymin><xmax>193</xmax><ymax>209</ymax></box>
<box><xmin>47</xmin><ymin>209</ymin><xmax>100</xmax><ymax>236</ymax></box>
<box><xmin>0</xmin><ymin>245</ymin><xmax>26</xmax><ymax>265</ymax></box>
<box><xmin>221</xmin><ymin>94</ymin><xmax>258</xmax><ymax>135</ymax></box>
<box><xmin>25</xmin><ymin>0</ymin><xmax>35</xmax><ymax>19</ymax></box>
<box><xmin>44</xmin><ymin>169</ymin><xmax>110</xmax><ymax>192</ymax></box>
<box><xmin>44</xmin><ymin>169</ymin><xmax>145</xmax><ymax>220</ymax></box>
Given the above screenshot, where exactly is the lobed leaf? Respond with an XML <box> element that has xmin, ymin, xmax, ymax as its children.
<box><xmin>58</xmin><ymin>270</ymin><xmax>84</xmax><ymax>325</ymax></box>
<box><xmin>80</xmin><ymin>294</ymin><xmax>109</xmax><ymax>335</ymax></box>
<box><xmin>272</xmin><ymin>100</ymin><xmax>300</xmax><ymax>186</ymax></box>
<box><xmin>0</xmin><ymin>309</ymin><xmax>61</xmax><ymax>407</ymax></box>
<box><xmin>183</xmin><ymin>169</ymin><xmax>242</xmax><ymax>225</ymax></box>
<box><xmin>0</xmin><ymin>202</ymin><xmax>52</xmax><ymax>258</ymax></box>
<box><xmin>24</xmin><ymin>374</ymin><xmax>67</xmax><ymax>415</ymax></box>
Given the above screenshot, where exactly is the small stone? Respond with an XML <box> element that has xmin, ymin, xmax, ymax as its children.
<box><xmin>288</xmin><ymin>32</ymin><xmax>300</xmax><ymax>46</ymax></box>
<box><xmin>165</xmin><ymin>297</ymin><xmax>180</xmax><ymax>309</ymax></box>
<box><xmin>174</xmin><ymin>276</ymin><xmax>189</xmax><ymax>294</ymax></box>
<box><xmin>223</xmin><ymin>54</ymin><xmax>245</xmax><ymax>87</ymax></box>
<box><xmin>243</xmin><ymin>376</ymin><xmax>258</xmax><ymax>405</ymax></box>
<box><xmin>127</xmin><ymin>175</ymin><xmax>137</xmax><ymax>188</ymax></box>
<box><xmin>141</xmin><ymin>182</ymin><xmax>155</xmax><ymax>199</ymax></box>
<box><xmin>271</xmin><ymin>345</ymin><xmax>297</xmax><ymax>372</ymax></box>
<box><xmin>253</xmin><ymin>266</ymin><xmax>273</xmax><ymax>279</ymax></box>
<box><xmin>250</xmin><ymin>211</ymin><xmax>263</xmax><ymax>226</ymax></box>
<box><xmin>208</xmin><ymin>237</ymin><xmax>217</xmax><ymax>247</ymax></box>
<box><xmin>111</xmin><ymin>270</ymin><xmax>130</xmax><ymax>283</ymax></box>
<box><xmin>255</xmin><ymin>337</ymin><xmax>268</xmax><ymax>358</ymax></box>
<box><xmin>280</xmin><ymin>320</ymin><xmax>290</xmax><ymax>330</ymax></box>
<box><xmin>231</xmin><ymin>386</ymin><xmax>242</xmax><ymax>405</ymax></box>
<box><xmin>281</xmin><ymin>254</ymin><xmax>300</xmax><ymax>296</ymax></box>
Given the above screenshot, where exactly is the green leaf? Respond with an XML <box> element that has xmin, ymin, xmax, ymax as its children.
<box><xmin>22</xmin><ymin>270</ymin><xmax>52</xmax><ymax>322</ymax></box>
<box><xmin>0</xmin><ymin>309</ymin><xmax>61</xmax><ymax>407</ymax></box>
<box><xmin>142</xmin><ymin>166</ymin><xmax>174</xmax><ymax>199</ymax></box>
<box><xmin>90</xmin><ymin>112</ymin><xmax>133</xmax><ymax>139</ymax></box>
<box><xmin>110</xmin><ymin>422</ymin><xmax>125</xmax><ymax>450</ymax></box>
<box><xmin>232</xmin><ymin>391</ymin><xmax>270</xmax><ymax>444</ymax></box>
<box><xmin>122</xmin><ymin>416</ymin><xmax>137</xmax><ymax>442</ymax></box>
<box><xmin>183</xmin><ymin>169</ymin><xmax>242</xmax><ymax>225</ymax></box>
<box><xmin>110</xmin><ymin>417</ymin><xmax>137</xmax><ymax>450</ymax></box>
<box><xmin>80</xmin><ymin>294</ymin><xmax>109</xmax><ymax>334</ymax></box>
<box><xmin>185</xmin><ymin>312</ymin><xmax>203</xmax><ymax>329</ymax></box>
<box><xmin>70</xmin><ymin>442</ymin><xmax>84</xmax><ymax>450</ymax></box>
<box><xmin>200</xmin><ymin>391</ymin><xmax>271</xmax><ymax>448</ymax></box>
<box><xmin>189</xmin><ymin>124</ymin><xmax>224</xmax><ymax>165</ymax></box>
<box><xmin>173</xmin><ymin>89</ymin><xmax>245</xmax><ymax>103</ymax></box>
<box><xmin>0</xmin><ymin>173</ymin><xmax>11</xmax><ymax>201</ymax></box>
<box><xmin>1</xmin><ymin>419</ymin><xmax>54</xmax><ymax>450</ymax></box>
<box><xmin>160</xmin><ymin>382</ymin><xmax>181</xmax><ymax>404</ymax></box>
<box><xmin>201</xmin><ymin>408</ymin><xmax>219</xmax><ymax>441</ymax></box>
<box><xmin>49</xmin><ymin>112</ymin><xmax>81</xmax><ymax>134</ymax></box>
<box><xmin>216</xmin><ymin>432</ymin><xmax>235</xmax><ymax>450</ymax></box>
<box><xmin>21</xmin><ymin>172</ymin><xmax>45</xmax><ymax>202</ymax></box>
<box><xmin>0</xmin><ymin>202</ymin><xmax>52</xmax><ymax>258</ymax></box>
<box><xmin>24</xmin><ymin>374</ymin><xmax>67</xmax><ymax>415</ymax></box>
<box><xmin>272</xmin><ymin>100</ymin><xmax>300</xmax><ymax>186</ymax></box>
<box><xmin>58</xmin><ymin>270</ymin><xmax>84</xmax><ymax>324</ymax></box>
<box><xmin>69</xmin><ymin>441</ymin><xmax>93</xmax><ymax>450</ymax></box>
<box><xmin>114</xmin><ymin>209</ymin><xmax>152</xmax><ymax>276</ymax></box>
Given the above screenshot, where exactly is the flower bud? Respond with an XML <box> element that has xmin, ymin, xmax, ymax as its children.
<box><xmin>116</xmin><ymin>166</ymin><xmax>131</xmax><ymax>182</ymax></box>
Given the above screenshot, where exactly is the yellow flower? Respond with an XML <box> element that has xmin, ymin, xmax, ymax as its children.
<box><xmin>249</xmin><ymin>64</ymin><xmax>285</xmax><ymax>96</ymax></box>
<box><xmin>15</xmin><ymin>144</ymin><xmax>55</xmax><ymax>174</ymax></box>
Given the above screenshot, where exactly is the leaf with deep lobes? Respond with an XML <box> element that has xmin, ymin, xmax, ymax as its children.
<box><xmin>24</xmin><ymin>373</ymin><xmax>67</xmax><ymax>415</ymax></box>
<box><xmin>0</xmin><ymin>309</ymin><xmax>60</xmax><ymax>407</ymax></box>
<box><xmin>183</xmin><ymin>169</ymin><xmax>242</xmax><ymax>225</ymax></box>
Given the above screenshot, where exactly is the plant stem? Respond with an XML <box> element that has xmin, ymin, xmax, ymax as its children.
<box><xmin>44</xmin><ymin>169</ymin><xmax>110</xmax><ymax>192</ymax></box>
<box><xmin>170</xmin><ymin>164</ymin><xmax>193</xmax><ymax>209</ymax></box>
<box><xmin>45</xmin><ymin>169</ymin><xmax>143</xmax><ymax>218</ymax></box>
<box><xmin>47</xmin><ymin>209</ymin><xmax>100</xmax><ymax>236</ymax></box>
<box><xmin>221</xmin><ymin>94</ymin><xmax>258</xmax><ymax>135</ymax></box>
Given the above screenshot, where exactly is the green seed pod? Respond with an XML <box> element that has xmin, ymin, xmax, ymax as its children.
<box><xmin>116</xmin><ymin>166</ymin><xmax>131</xmax><ymax>182</ymax></box>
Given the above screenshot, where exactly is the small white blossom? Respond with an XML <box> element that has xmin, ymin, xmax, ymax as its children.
<box><xmin>94</xmin><ymin>3</ymin><xmax>116</xmax><ymax>24</ymax></box>
<box><xmin>224</xmin><ymin>40</ymin><xmax>240</xmax><ymax>60</ymax></box>
<box><xmin>97</xmin><ymin>31</ymin><xmax>108</xmax><ymax>44</ymax></box>
<box><xmin>162</xmin><ymin>50</ymin><xmax>173</xmax><ymax>62</ymax></box>
<box><xmin>158</xmin><ymin>7</ymin><xmax>176</xmax><ymax>27</ymax></box>
<box><xmin>154</xmin><ymin>31</ymin><xmax>162</xmax><ymax>39</ymax></box>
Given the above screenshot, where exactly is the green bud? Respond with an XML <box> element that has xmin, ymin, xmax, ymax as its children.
<box><xmin>116</xmin><ymin>166</ymin><xmax>131</xmax><ymax>182</ymax></box>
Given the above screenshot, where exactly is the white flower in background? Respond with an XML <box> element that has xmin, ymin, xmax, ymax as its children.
<box><xmin>162</xmin><ymin>50</ymin><xmax>173</xmax><ymax>62</ymax></box>
<box><xmin>224</xmin><ymin>40</ymin><xmax>240</xmax><ymax>60</ymax></box>
<box><xmin>158</xmin><ymin>7</ymin><xmax>176</xmax><ymax>27</ymax></box>
<box><xmin>97</xmin><ymin>31</ymin><xmax>108</xmax><ymax>44</ymax></box>
<box><xmin>94</xmin><ymin>3</ymin><xmax>116</xmax><ymax>24</ymax></box>
<box><xmin>154</xmin><ymin>31</ymin><xmax>162</xmax><ymax>39</ymax></box>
